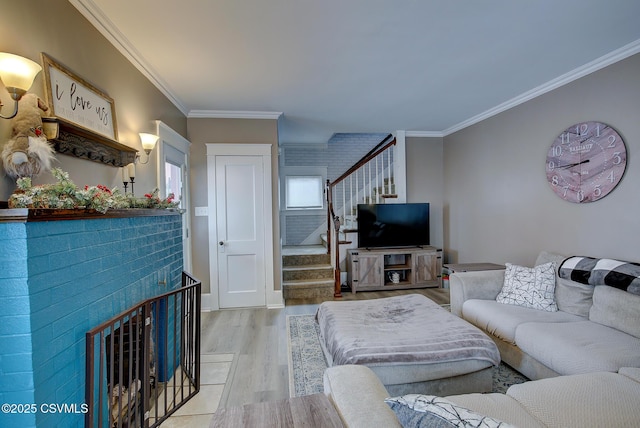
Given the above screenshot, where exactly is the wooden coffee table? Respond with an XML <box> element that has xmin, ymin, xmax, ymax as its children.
<box><xmin>209</xmin><ymin>393</ymin><xmax>344</xmax><ymax>427</ymax></box>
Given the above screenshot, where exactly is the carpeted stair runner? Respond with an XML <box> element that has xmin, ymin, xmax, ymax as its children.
<box><xmin>283</xmin><ymin>253</ymin><xmax>334</xmax><ymax>300</ymax></box>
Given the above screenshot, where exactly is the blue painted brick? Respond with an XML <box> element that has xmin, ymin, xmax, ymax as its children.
<box><xmin>1</xmin><ymin>296</ymin><xmax>31</xmax><ymax>316</ymax></box>
<box><xmin>0</xmin><ymin>334</ymin><xmax>32</xmax><ymax>354</ymax></box>
<box><xmin>0</xmin><ymin>259</ymin><xmax>28</xmax><ymax>279</ymax></box>
<box><xmin>29</xmin><ymin>325</ymin><xmax>53</xmax><ymax>351</ymax></box>
<box><xmin>1</xmin><ymin>353</ymin><xmax>33</xmax><ymax>373</ymax></box>
<box><xmin>0</xmin><ymin>372</ymin><xmax>34</xmax><ymax>392</ymax></box>
<box><xmin>27</xmin><ymin>235</ymin><xmax>72</xmax><ymax>256</ymax></box>
<box><xmin>0</xmin><ymin>315</ymin><xmax>32</xmax><ymax>335</ymax></box>
<box><xmin>0</xmin><ymin>411</ymin><xmax>36</xmax><ymax>428</ymax></box>
<box><xmin>0</xmin><ymin>222</ymin><xmax>26</xmax><ymax>240</ymax></box>
<box><xmin>2</xmin><ymin>213</ymin><xmax>183</xmax><ymax>428</ymax></box>
<box><xmin>52</xmin><ymin>346</ymin><xmax>76</xmax><ymax>372</ymax></box>
<box><xmin>29</xmin><ymin>219</ymin><xmax>85</xmax><ymax>237</ymax></box>
<box><xmin>0</xmin><ymin>389</ymin><xmax>34</xmax><ymax>402</ymax></box>
<box><xmin>27</xmin><ymin>254</ymin><xmax>52</xmax><ymax>277</ymax></box>
<box><xmin>1</xmin><ymin>238</ymin><xmax>28</xmax><ymax>258</ymax></box>
<box><xmin>0</xmin><ymin>278</ymin><xmax>29</xmax><ymax>297</ymax></box>
<box><xmin>53</xmin><ymin>329</ymin><xmax>75</xmax><ymax>355</ymax></box>
<box><xmin>28</xmin><ymin>290</ymin><xmax>52</xmax><ymax>313</ymax></box>
<box><xmin>55</xmin><ymin>372</ymin><xmax>82</xmax><ymax>404</ymax></box>
<box><xmin>50</xmin><ymin>308</ymin><xmax>88</xmax><ymax>336</ymax></box>
<box><xmin>88</xmin><ymin>217</ymin><xmax>115</xmax><ymax>231</ymax></box>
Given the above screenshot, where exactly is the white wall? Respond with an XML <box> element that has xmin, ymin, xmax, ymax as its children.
<box><xmin>442</xmin><ymin>53</ymin><xmax>640</xmax><ymax>266</ymax></box>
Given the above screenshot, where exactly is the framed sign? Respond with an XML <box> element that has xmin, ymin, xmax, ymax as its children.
<box><xmin>41</xmin><ymin>53</ymin><xmax>118</xmax><ymax>140</ymax></box>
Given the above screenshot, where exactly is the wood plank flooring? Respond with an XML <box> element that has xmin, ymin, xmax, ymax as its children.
<box><xmin>201</xmin><ymin>288</ymin><xmax>450</xmax><ymax>409</ymax></box>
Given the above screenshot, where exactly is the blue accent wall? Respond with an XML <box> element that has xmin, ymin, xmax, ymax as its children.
<box><xmin>0</xmin><ymin>213</ymin><xmax>183</xmax><ymax>428</ymax></box>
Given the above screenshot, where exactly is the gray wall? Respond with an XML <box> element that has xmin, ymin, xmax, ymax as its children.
<box><xmin>406</xmin><ymin>136</ymin><xmax>444</xmax><ymax>249</ymax></box>
<box><xmin>0</xmin><ymin>0</ymin><xmax>186</xmax><ymax>201</ymax></box>
<box><xmin>187</xmin><ymin>118</ymin><xmax>280</xmax><ymax>294</ymax></box>
<box><xmin>442</xmin><ymin>53</ymin><xmax>640</xmax><ymax>266</ymax></box>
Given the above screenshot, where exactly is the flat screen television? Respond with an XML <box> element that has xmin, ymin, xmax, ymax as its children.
<box><xmin>357</xmin><ymin>203</ymin><xmax>430</xmax><ymax>249</ymax></box>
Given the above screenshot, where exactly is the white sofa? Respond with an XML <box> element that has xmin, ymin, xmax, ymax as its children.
<box><xmin>450</xmin><ymin>251</ymin><xmax>640</xmax><ymax>381</ymax></box>
<box><xmin>323</xmin><ymin>364</ymin><xmax>640</xmax><ymax>427</ymax></box>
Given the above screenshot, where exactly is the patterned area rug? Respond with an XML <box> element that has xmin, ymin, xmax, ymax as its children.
<box><xmin>286</xmin><ymin>314</ymin><xmax>528</xmax><ymax>397</ymax></box>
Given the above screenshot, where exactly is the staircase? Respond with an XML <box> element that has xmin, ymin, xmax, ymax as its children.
<box><xmin>341</xmin><ymin>176</ymin><xmax>397</xmax><ymax>231</ymax></box>
<box><xmin>326</xmin><ymin>134</ymin><xmax>398</xmax><ymax>297</ymax></box>
<box><xmin>282</xmin><ymin>249</ymin><xmax>334</xmax><ymax>301</ymax></box>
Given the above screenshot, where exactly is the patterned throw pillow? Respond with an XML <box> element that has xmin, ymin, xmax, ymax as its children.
<box><xmin>385</xmin><ymin>394</ymin><xmax>514</xmax><ymax>428</ymax></box>
<box><xmin>496</xmin><ymin>262</ymin><xmax>558</xmax><ymax>311</ymax></box>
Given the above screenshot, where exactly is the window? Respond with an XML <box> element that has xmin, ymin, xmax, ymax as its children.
<box><xmin>285</xmin><ymin>175</ymin><xmax>324</xmax><ymax>210</ymax></box>
<box><xmin>165</xmin><ymin>161</ymin><xmax>183</xmax><ymax>208</ymax></box>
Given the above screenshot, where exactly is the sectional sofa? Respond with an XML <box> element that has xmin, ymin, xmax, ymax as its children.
<box><xmin>323</xmin><ymin>364</ymin><xmax>640</xmax><ymax>427</ymax></box>
<box><xmin>321</xmin><ymin>251</ymin><xmax>640</xmax><ymax>427</ymax></box>
<box><xmin>449</xmin><ymin>251</ymin><xmax>640</xmax><ymax>380</ymax></box>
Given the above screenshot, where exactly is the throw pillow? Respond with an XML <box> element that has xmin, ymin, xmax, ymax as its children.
<box><xmin>385</xmin><ymin>394</ymin><xmax>514</xmax><ymax>428</ymax></box>
<box><xmin>496</xmin><ymin>262</ymin><xmax>558</xmax><ymax>312</ymax></box>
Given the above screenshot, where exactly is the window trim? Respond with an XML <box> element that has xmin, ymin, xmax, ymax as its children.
<box><xmin>280</xmin><ymin>166</ymin><xmax>327</xmax><ymax>213</ymax></box>
<box><xmin>285</xmin><ymin>175</ymin><xmax>324</xmax><ymax>210</ymax></box>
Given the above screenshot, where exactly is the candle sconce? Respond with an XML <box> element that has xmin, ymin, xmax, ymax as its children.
<box><xmin>120</xmin><ymin>133</ymin><xmax>158</xmax><ymax>195</ymax></box>
<box><xmin>136</xmin><ymin>133</ymin><xmax>158</xmax><ymax>165</ymax></box>
<box><xmin>121</xmin><ymin>163</ymin><xmax>136</xmax><ymax>195</ymax></box>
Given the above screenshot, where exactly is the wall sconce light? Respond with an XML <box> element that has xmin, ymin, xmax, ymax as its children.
<box><xmin>136</xmin><ymin>132</ymin><xmax>159</xmax><ymax>164</ymax></box>
<box><xmin>0</xmin><ymin>53</ymin><xmax>42</xmax><ymax>120</ymax></box>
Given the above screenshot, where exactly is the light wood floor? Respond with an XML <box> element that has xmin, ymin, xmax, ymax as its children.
<box><xmin>201</xmin><ymin>287</ymin><xmax>450</xmax><ymax>409</ymax></box>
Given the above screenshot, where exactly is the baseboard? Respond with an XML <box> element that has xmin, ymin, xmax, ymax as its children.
<box><xmin>201</xmin><ymin>293</ymin><xmax>213</xmax><ymax>311</ymax></box>
<box><xmin>201</xmin><ymin>291</ymin><xmax>284</xmax><ymax>310</ymax></box>
<box><xmin>268</xmin><ymin>290</ymin><xmax>284</xmax><ymax>309</ymax></box>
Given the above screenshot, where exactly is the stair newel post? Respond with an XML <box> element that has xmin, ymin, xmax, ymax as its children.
<box><xmin>326</xmin><ymin>178</ymin><xmax>342</xmax><ymax>298</ymax></box>
<box><xmin>325</xmin><ymin>179</ymin><xmax>331</xmax><ymax>255</ymax></box>
<box><xmin>332</xmin><ymin>213</ymin><xmax>342</xmax><ymax>298</ymax></box>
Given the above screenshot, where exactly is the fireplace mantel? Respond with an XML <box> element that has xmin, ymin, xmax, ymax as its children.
<box><xmin>0</xmin><ymin>208</ymin><xmax>181</xmax><ymax>223</ymax></box>
<box><xmin>43</xmin><ymin>117</ymin><xmax>138</xmax><ymax>167</ymax></box>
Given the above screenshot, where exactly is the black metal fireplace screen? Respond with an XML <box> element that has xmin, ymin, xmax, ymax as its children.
<box><xmin>86</xmin><ymin>272</ymin><xmax>201</xmax><ymax>428</ymax></box>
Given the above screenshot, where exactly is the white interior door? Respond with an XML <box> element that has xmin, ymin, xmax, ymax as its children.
<box><xmin>215</xmin><ymin>156</ymin><xmax>266</xmax><ymax>308</ymax></box>
<box><xmin>207</xmin><ymin>144</ymin><xmax>273</xmax><ymax>310</ymax></box>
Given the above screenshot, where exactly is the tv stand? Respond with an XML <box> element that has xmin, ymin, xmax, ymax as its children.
<box><xmin>346</xmin><ymin>246</ymin><xmax>442</xmax><ymax>294</ymax></box>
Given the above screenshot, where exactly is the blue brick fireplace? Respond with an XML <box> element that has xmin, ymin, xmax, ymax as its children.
<box><xmin>0</xmin><ymin>209</ymin><xmax>183</xmax><ymax>428</ymax></box>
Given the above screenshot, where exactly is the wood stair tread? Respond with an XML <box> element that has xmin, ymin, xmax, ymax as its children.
<box><xmin>283</xmin><ymin>278</ymin><xmax>335</xmax><ymax>286</ymax></box>
<box><xmin>282</xmin><ymin>264</ymin><xmax>332</xmax><ymax>271</ymax></box>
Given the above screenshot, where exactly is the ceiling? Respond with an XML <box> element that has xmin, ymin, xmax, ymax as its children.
<box><xmin>71</xmin><ymin>0</ymin><xmax>640</xmax><ymax>144</ymax></box>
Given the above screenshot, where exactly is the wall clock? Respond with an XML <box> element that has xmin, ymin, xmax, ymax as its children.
<box><xmin>546</xmin><ymin>121</ymin><xmax>627</xmax><ymax>203</ymax></box>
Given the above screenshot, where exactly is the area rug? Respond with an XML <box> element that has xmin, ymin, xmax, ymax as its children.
<box><xmin>286</xmin><ymin>314</ymin><xmax>528</xmax><ymax>398</ymax></box>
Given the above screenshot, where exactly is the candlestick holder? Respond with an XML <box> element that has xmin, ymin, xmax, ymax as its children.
<box><xmin>122</xmin><ymin>181</ymin><xmax>129</xmax><ymax>194</ymax></box>
<box><xmin>129</xmin><ymin>177</ymin><xmax>135</xmax><ymax>196</ymax></box>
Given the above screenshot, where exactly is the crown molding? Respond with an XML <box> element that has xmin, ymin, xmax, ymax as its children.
<box><xmin>443</xmin><ymin>38</ymin><xmax>640</xmax><ymax>136</ymax></box>
<box><xmin>405</xmin><ymin>131</ymin><xmax>445</xmax><ymax>138</ymax></box>
<box><xmin>69</xmin><ymin>0</ymin><xmax>189</xmax><ymax>116</ymax></box>
<box><xmin>188</xmin><ymin>110</ymin><xmax>283</xmax><ymax>120</ymax></box>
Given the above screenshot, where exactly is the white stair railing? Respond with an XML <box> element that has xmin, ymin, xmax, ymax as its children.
<box><xmin>326</xmin><ymin>134</ymin><xmax>397</xmax><ymax>297</ymax></box>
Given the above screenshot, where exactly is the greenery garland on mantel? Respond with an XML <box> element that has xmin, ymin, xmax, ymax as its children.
<box><xmin>8</xmin><ymin>168</ymin><xmax>179</xmax><ymax>214</ymax></box>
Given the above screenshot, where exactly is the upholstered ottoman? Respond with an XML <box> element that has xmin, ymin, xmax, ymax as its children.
<box><xmin>316</xmin><ymin>294</ymin><xmax>500</xmax><ymax>396</ymax></box>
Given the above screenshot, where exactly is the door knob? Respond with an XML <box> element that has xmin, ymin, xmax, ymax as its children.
<box><xmin>219</xmin><ymin>241</ymin><xmax>224</xmax><ymax>246</ymax></box>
